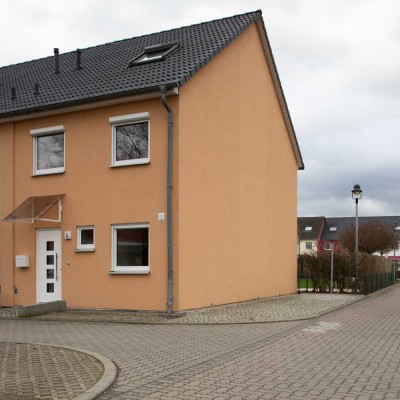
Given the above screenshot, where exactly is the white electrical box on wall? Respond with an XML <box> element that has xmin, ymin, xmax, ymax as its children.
<box><xmin>16</xmin><ymin>255</ymin><xmax>30</xmax><ymax>268</ymax></box>
<box><xmin>64</xmin><ymin>231</ymin><xmax>72</xmax><ymax>240</ymax></box>
<box><xmin>158</xmin><ymin>213</ymin><xmax>165</xmax><ymax>221</ymax></box>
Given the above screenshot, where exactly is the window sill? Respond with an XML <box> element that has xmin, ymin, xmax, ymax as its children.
<box><xmin>109</xmin><ymin>160</ymin><xmax>150</xmax><ymax>168</ymax></box>
<box><xmin>32</xmin><ymin>169</ymin><xmax>65</xmax><ymax>177</ymax></box>
<box><xmin>75</xmin><ymin>248</ymin><xmax>95</xmax><ymax>253</ymax></box>
<box><xmin>109</xmin><ymin>269</ymin><xmax>150</xmax><ymax>275</ymax></box>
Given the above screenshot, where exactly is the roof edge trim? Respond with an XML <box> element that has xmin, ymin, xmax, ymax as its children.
<box><xmin>176</xmin><ymin>11</ymin><xmax>261</xmax><ymax>89</ymax></box>
<box><xmin>0</xmin><ymin>87</ymin><xmax>179</xmax><ymax>123</ymax></box>
<box><xmin>255</xmin><ymin>16</ymin><xmax>304</xmax><ymax>170</ymax></box>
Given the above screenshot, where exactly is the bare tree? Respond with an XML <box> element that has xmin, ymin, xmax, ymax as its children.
<box><xmin>116</xmin><ymin>123</ymin><xmax>148</xmax><ymax>161</ymax></box>
<box><xmin>341</xmin><ymin>220</ymin><xmax>397</xmax><ymax>255</ymax></box>
<box><xmin>37</xmin><ymin>133</ymin><xmax>64</xmax><ymax>169</ymax></box>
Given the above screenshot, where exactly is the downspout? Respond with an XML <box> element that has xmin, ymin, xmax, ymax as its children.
<box><xmin>160</xmin><ymin>86</ymin><xmax>173</xmax><ymax>314</ymax></box>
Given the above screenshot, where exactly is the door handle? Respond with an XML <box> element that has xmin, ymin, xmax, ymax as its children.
<box><xmin>55</xmin><ymin>253</ymin><xmax>58</xmax><ymax>281</ymax></box>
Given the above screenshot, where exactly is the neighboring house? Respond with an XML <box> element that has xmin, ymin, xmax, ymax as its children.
<box><xmin>297</xmin><ymin>217</ymin><xmax>325</xmax><ymax>254</ymax></box>
<box><xmin>319</xmin><ymin>217</ymin><xmax>346</xmax><ymax>252</ymax></box>
<box><xmin>319</xmin><ymin>216</ymin><xmax>400</xmax><ymax>259</ymax></box>
<box><xmin>0</xmin><ymin>11</ymin><xmax>304</xmax><ymax>312</ymax></box>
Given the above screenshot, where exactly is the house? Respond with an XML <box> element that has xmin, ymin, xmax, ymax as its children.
<box><xmin>0</xmin><ymin>11</ymin><xmax>304</xmax><ymax>312</ymax></box>
<box><xmin>320</xmin><ymin>216</ymin><xmax>400</xmax><ymax>259</ymax></box>
<box><xmin>297</xmin><ymin>217</ymin><xmax>325</xmax><ymax>254</ymax></box>
<box><xmin>298</xmin><ymin>216</ymin><xmax>400</xmax><ymax>262</ymax></box>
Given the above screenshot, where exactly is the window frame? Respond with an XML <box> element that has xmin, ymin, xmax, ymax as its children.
<box><xmin>305</xmin><ymin>241</ymin><xmax>313</xmax><ymax>250</ymax></box>
<box><xmin>76</xmin><ymin>226</ymin><xmax>95</xmax><ymax>251</ymax></box>
<box><xmin>324</xmin><ymin>242</ymin><xmax>332</xmax><ymax>250</ymax></box>
<box><xmin>109</xmin><ymin>113</ymin><xmax>150</xmax><ymax>167</ymax></box>
<box><xmin>129</xmin><ymin>42</ymin><xmax>180</xmax><ymax>66</ymax></box>
<box><xmin>31</xmin><ymin>125</ymin><xmax>65</xmax><ymax>176</ymax></box>
<box><xmin>111</xmin><ymin>223</ymin><xmax>150</xmax><ymax>274</ymax></box>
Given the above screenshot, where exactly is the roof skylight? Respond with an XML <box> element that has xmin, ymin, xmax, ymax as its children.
<box><xmin>304</xmin><ymin>226</ymin><xmax>312</xmax><ymax>231</ymax></box>
<box><xmin>329</xmin><ymin>227</ymin><xmax>337</xmax><ymax>232</ymax></box>
<box><xmin>129</xmin><ymin>41</ymin><xmax>180</xmax><ymax>67</ymax></box>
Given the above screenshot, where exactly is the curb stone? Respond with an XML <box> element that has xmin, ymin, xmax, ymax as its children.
<box><xmin>287</xmin><ymin>284</ymin><xmax>399</xmax><ymax>323</ymax></box>
<box><xmin>0</xmin><ymin>341</ymin><xmax>117</xmax><ymax>400</ymax></box>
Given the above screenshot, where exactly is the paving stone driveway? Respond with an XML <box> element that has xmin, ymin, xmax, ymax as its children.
<box><xmin>0</xmin><ymin>287</ymin><xmax>399</xmax><ymax>399</ymax></box>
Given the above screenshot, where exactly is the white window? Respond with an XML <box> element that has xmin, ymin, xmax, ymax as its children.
<box><xmin>109</xmin><ymin>113</ymin><xmax>150</xmax><ymax>167</ymax></box>
<box><xmin>329</xmin><ymin>227</ymin><xmax>337</xmax><ymax>232</ymax></box>
<box><xmin>77</xmin><ymin>226</ymin><xmax>95</xmax><ymax>251</ymax></box>
<box><xmin>304</xmin><ymin>226</ymin><xmax>312</xmax><ymax>231</ymax></box>
<box><xmin>31</xmin><ymin>125</ymin><xmax>65</xmax><ymax>175</ymax></box>
<box><xmin>111</xmin><ymin>223</ymin><xmax>149</xmax><ymax>274</ymax></box>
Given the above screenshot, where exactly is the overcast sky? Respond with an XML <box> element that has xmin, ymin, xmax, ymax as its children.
<box><xmin>1</xmin><ymin>0</ymin><xmax>399</xmax><ymax>218</ymax></box>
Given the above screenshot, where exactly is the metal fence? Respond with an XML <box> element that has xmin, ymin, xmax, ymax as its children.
<box><xmin>297</xmin><ymin>258</ymin><xmax>314</xmax><ymax>293</ymax></box>
<box><xmin>362</xmin><ymin>271</ymin><xmax>395</xmax><ymax>295</ymax></box>
<box><xmin>297</xmin><ymin>273</ymin><xmax>312</xmax><ymax>293</ymax></box>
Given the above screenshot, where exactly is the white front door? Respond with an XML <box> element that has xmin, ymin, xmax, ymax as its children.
<box><xmin>36</xmin><ymin>229</ymin><xmax>62</xmax><ymax>303</ymax></box>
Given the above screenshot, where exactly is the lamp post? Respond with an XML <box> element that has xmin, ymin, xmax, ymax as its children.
<box><xmin>352</xmin><ymin>184</ymin><xmax>362</xmax><ymax>292</ymax></box>
<box><xmin>393</xmin><ymin>222</ymin><xmax>398</xmax><ymax>282</ymax></box>
<box><xmin>328</xmin><ymin>242</ymin><xmax>334</xmax><ymax>294</ymax></box>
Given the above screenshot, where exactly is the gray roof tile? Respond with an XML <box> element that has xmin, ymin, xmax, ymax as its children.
<box><xmin>298</xmin><ymin>217</ymin><xmax>326</xmax><ymax>240</ymax></box>
<box><xmin>321</xmin><ymin>216</ymin><xmax>400</xmax><ymax>241</ymax></box>
<box><xmin>0</xmin><ymin>11</ymin><xmax>260</xmax><ymax>117</ymax></box>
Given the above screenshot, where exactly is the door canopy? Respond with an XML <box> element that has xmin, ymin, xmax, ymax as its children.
<box><xmin>3</xmin><ymin>194</ymin><xmax>64</xmax><ymax>223</ymax></box>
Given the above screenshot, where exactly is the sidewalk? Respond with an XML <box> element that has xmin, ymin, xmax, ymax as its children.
<box><xmin>0</xmin><ymin>291</ymin><xmax>372</xmax><ymax>400</ymax></box>
<box><xmin>22</xmin><ymin>292</ymin><xmax>364</xmax><ymax>324</ymax></box>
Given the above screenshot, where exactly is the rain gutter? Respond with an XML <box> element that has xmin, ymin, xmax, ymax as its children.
<box><xmin>160</xmin><ymin>85</ymin><xmax>174</xmax><ymax>314</ymax></box>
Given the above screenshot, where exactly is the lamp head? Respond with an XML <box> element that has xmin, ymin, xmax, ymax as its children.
<box><xmin>352</xmin><ymin>184</ymin><xmax>362</xmax><ymax>200</ymax></box>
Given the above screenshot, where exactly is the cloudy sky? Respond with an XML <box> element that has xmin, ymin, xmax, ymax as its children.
<box><xmin>1</xmin><ymin>0</ymin><xmax>399</xmax><ymax>217</ymax></box>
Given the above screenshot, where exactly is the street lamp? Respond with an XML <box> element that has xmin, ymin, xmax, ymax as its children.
<box><xmin>352</xmin><ymin>184</ymin><xmax>362</xmax><ymax>291</ymax></box>
<box><xmin>393</xmin><ymin>222</ymin><xmax>398</xmax><ymax>282</ymax></box>
<box><xmin>327</xmin><ymin>242</ymin><xmax>334</xmax><ymax>294</ymax></box>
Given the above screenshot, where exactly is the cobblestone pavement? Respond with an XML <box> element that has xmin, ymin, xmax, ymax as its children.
<box><xmin>0</xmin><ymin>287</ymin><xmax>399</xmax><ymax>399</ymax></box>
<box><xmin>171</xmin><ymin>293</ymin><xmax>363</xmax><ymax>323</ymax></box>
<box><xmin>26</xmin><ymin>293</ymin><xmax>362</xmax><ymax>324</ymax></box>
<box><xmin>0</xmin><ymin>342</ymin><xmax>103</xmax><ymax>399</ymax></box>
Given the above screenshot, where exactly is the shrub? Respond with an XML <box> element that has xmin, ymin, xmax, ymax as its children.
<box><xmin>298</xmin><ymin>251</ymin><xmax>392</xmax><ymax>293</ymax></box>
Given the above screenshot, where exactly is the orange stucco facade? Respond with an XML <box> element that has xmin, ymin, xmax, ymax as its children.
<box><xmin>176</xmin><ymin>23</ymin><xmax>298</xmax><ymax>309</ymax></box>
<box><xmin>0</xmin><ymin>96</ymin><xmax>178</xmax><ymax>310</ymax></box>
<box><xmin>0</xmin><ymin>22</ymin><xmax>299</xmax><ymax>311</ymax></box>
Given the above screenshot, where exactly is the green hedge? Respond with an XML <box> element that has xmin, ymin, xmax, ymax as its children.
<box><xmin>298</xmin><ymin>251</ymin><xmax>391</xmax><ymax>293</ymax></box>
